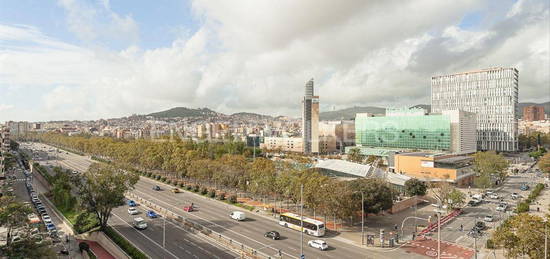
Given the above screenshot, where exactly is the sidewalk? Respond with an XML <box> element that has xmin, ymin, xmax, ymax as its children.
<box><xmin>77</xmin><ymin>240</ymin><xmax>116</xmax><ymax>259</ymax></box>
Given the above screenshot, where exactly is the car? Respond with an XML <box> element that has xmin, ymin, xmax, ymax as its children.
<box><xmin>42</xmin><ymin>214</ymin><xmax>52</xmax><ymax>222</ymax></box>
<box><xmin>230</xmin><ymin>211</ymin><xmax>246</xmax><ymax>221</ymax></box>
<box><xmin>127</xmin><ymin>200</ymin><xmax>137</xmax><ymax>207</ymax></box>
<box><xmin>46</xmin><ymin>223</ymin><xmax>56</xmax><ymax>231</ymax></box>
<box><xmin>484</xmin><ymin>215</ymin><xmax>494</xmax><ymax>222</ymax></box>
<box><xmin>474</xmin><ymin>221</ymin><xmax>486</xmax><ymax>231</ymax></box>
<box><xmin>128</xmin><ymin>208</ymin><xmax>139</xmax><ymax>215</ymax></box>
<box><xmin>146</xmin><ymin>210</ymin><xmax>158</xmax><ymax>218</ymax></box>
<box><xmin>520</xmin><ymin>184</ymin><xmax>530</xmax><ymax>191</ymax></box>
<box><xmin>496</xmin><ymin>203</ymin><xmax>508</xmax><ymax>212</ymax></box>
<box><xmin>183</xmin><ymin>206</ymin><xmax>194</xmax><ymax>212</ymax></box>
<box><xmin>264</xmin><ymin>231</ymin><xmax>280</xmax><ymax>240</ymax></box>
<box><xmin>472</xmin><ymin>193</ymin><xmax>484</xmax><ymax>200</ymax></box>
<box><xmin>308</xmin><ymin>240</ymin><xmax>328</xmax><ymax>250</ymax></box>
<box><xmin>511</xmin><ymin>193</ymin><xmax>520</xmax><ymax>199</ymax></box>
<box><xmin>468</xmin><ymin>199</ymin><xmax>481</xmax><ymax>206</ymax></box>
<box><xmin>171</xmin><ymin>188</ymin><xmax>181</xmax><ymax>193</ymax></box>
<box><xmin>38</xmin><ymin>208</ymin><xmax>47</xmax><ymax>214</ymax></box>
<box><xmin>153</xmin><ymin>185</ymin><xmax>161</xmax><ymax>191</ymax></box>
<box><xmin>489</xmin><ymin>194</ymin><xmax>499</xmax><ymax>199</ymax></box>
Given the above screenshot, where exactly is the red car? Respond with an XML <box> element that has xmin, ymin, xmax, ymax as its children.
<box><xmin>183</xmin><ymin>206</ymin><xmax>194</xmax><ymax>212</ymax></box>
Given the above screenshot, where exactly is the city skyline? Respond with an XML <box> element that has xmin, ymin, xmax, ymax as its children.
<box><xmin>1</xmin><ymin>0</ymin><xmax>549</xmax><ymax>122</ymax></box>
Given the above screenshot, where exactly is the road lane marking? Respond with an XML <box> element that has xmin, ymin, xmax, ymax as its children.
<box><xmin>130</xmin><ymin>189</ymin><xmax>297</xmax><ymax>258</ymax></box>
<box><xmin>111</xmin><ymin>212</ymin><xmax>181</xmax><ymax>259</ymax></box>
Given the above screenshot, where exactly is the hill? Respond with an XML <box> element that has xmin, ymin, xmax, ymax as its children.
<box><xmin>319</xmin><ymin>106</ymin><xmax>385</xmax><ymax>120</ymax></box>
<box><xmin>319</xmin><ymin>101</ymin><xmax>549</xmax><ymax>120</ymax></box>
<box><xmin>230</xmin><ymin>112</ymin><xmax>272</xmax><ymax>120</ymax></box>
<box><xmin>147</xmin><ymin>107</ymin><xmax>221</xmax><ymax>118</ymax></box>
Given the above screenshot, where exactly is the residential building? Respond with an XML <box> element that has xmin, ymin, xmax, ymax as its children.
<box><xmin>302</xmin><ymin>78</ymin><xmax>319</xmax><ymax>154</ymax></box>
<box><xmin>523</xmin><ymin>105</ymin><xmax>546</xmax><ymax>121</ymax></box>
<box><xmin>442</xmin><ymin>110</ymin><xmax>477</xmax><ymax>154</ymax></box>
<box><xmin>519</xmin><ymin>119</ymin><xmax>550</xmax><ymax>134</ymax></box>
<box><xmin>431</xmin><ymin>67</ymin><xmax>519</xmax><ymax>151</ymax></box>
<box><xmin>260</xmin><ymin>137</ymin><xmax>303</xmax><ymax>153</ymax></box>
<box><xmin>393</xmin><ymin>152</ymin><xmax>475</xmax><ymax>186</ymax></box>
<box><xmin>319</xmin><ymin>120</ymin><xmax>355</xmax><ymax>153</ymax></box>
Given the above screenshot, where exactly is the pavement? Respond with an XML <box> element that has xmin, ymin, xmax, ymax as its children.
<box><xmin>9</xmin><ymin>153</ymin><xmax>84</xmax><ymax>259</ymax></box>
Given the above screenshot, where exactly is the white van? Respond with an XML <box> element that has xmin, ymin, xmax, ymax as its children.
<box><xmin>229</xmin><ymin>211</ymin><xmax>246</xmax><ymax>221</ymax></box>
<box><xmin>133</xmin><ymin>217</ymin><xmax>147</xmax><ymax>230</ymax></box>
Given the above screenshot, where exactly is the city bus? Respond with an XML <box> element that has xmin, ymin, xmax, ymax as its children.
<box><xmin>278</xmin><ymin>212</ymin><xmax>325</xmax><ymax>237</ymax></box>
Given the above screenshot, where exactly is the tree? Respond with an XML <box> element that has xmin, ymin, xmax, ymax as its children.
<box><xmin>404</xmin><ymin>178</ymin><xmax>427</xmax><ymax>196</ymax></box>
<box><xmin>77</xmin><ymin>163</ymin><xmax>139</xmax><ymax>229</ymax></box>
<box><xmin>473</xmin><ymin>151</ymin><xmax>509</xmax><ymax>189</ymax></box>
<box><xmin>539</xmin><ymin>153</ymin><xmax>550</xmax><ymax>175</ymax></box>
<box><xmin>446</xmin><ymin>189</ymin><xmax>465</xmax><ymax>209</ymax></box>
<box><xmin>492</xmin><ymin>214</ymin><xmax>548</xmax><ymax>258</ymax></box>
<box><xmin>347</xmin><ymin>148</ymin><xmax>364</xmax><ymax>163</ymax></box>
<box><xmin>430</xmin><ymin>182</ymin><xmax>453</xmax><ymax>206</ymax></box>
<box><xmin>0</xmin><ymin>196</ymin><xmax>32</xmax><ymax>245</ymax></box>
<box><xmin>348</xmin><ymin>178</ymin><xmax>394</xmax><ymax>214</ymax></box>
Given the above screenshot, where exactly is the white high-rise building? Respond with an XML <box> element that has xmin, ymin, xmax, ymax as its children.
<box><xmin>442</xmin><ymin>110</ymin><xmax>477</xmax><ymax>154</ymax></box>
<box><xmin>431</xmin><ymin>67</ymin><xmax>519</xmax><ymax>151</ymax></box>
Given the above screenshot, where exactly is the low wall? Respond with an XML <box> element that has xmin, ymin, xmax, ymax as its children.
<box><xmin>77</xmin><ymin>231</ymin><xmax>130</xmax><ymax>259</ymax></box>
<box><xmin>30</xmin><ymin>162</ymin><xmax>52</xmax><ymax>191</ymax></box>
<box><xmin>390</xmin><ymin>195</ymin><xmax>430</xmax><ymax>214</ymax></box>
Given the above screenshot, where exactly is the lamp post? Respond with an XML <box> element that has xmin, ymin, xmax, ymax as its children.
<box><xmin>361</xmin><ymin>191</ymin><xmax>365</xmax><ymax>246</ymax></box>
<box><xmin>545</xmin><ymin>218</ymin><xmax>548</xmax><ymax>259</ymax></box>
<box><xmin>300</xmin><ymin>184</ymin><xmax>304</xmax><ymax>258</ymax></box>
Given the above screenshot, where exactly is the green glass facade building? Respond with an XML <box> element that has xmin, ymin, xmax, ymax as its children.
<box><xmin>355</xmin><ymin>114</ymin><xmax>451</xmax><ymax>151</ymax></box>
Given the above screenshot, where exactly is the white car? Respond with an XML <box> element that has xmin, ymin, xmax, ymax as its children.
<box><xmin>489</xmin><ymin>194</ymin><xmax>499</xmax><ymax>199</ymax></box>
<box><xmin>511</xmin><ymin>193</ymin><xmax>520</xmax><ymax>199</ymax></box>
<box><xmin>128</xmin><ymin>208</ymin><xmax>139</xmax><ymax>215</ymax></box>
<box><xmin>308</xmin><ymin>240</ymin><xmax>328</xmax><ymax>251</ymax></box>
<box><xmin>496</xmin><ymin>203</ymin><xmax>508</xmax><ymax>212</ymax></box>
<box><xmin>42</xmin><ymin>215</ymin><xmax>52</xmax><ymax>224</ymax></box>
<box><xmin>484</xmin><ymin>215</ymin><xmax>494</xmax><ymax>222</ymax></box>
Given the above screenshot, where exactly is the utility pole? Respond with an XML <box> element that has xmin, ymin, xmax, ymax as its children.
<box><xmin>300</xmin><ymin>184</ymin><xmax>304</xmax><ymax>258</ymax></box>
<box><xmin>252</xmin><ymin>137</ymin><xmax>256</xmax><ymax>160</ymax></box>
<box><xmin>361</xmin><ymin>192</ymin><xmax>365</xmax><ymax>245</ymax></box>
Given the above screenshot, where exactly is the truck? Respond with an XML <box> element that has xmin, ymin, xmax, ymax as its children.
<box><xmin>133</xmin><ymin>217</ymin><xmax>147</xmax><ymax>230</ymax></box>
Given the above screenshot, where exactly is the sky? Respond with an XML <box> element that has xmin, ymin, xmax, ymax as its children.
<box><xmin>0</xmin><ymin>0</ymin><xmax>549</xmax><ymax>122</ymax></box>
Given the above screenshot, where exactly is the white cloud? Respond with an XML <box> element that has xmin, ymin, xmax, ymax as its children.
<box><xmin>0</xmin><ymin>0</ymin><xmax>548</xmax><ymax>122</ymax></box>
<box><xmin>0</xmin><ymin>104</ymin><xmax>14</xmax><ymax>112</ymax></box>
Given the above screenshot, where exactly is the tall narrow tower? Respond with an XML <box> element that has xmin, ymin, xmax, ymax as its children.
<box><xmin>302</xmin><ymin>78</ymin><xmax>319</xmax><ymax>154</ymax></box>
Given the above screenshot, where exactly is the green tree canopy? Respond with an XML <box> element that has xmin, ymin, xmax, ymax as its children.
<box><xmin>404</xmin><ymin>178</ymin><xmax>427</xmax><ymax>196</ymax></box>
<box><xmin>348</xmin><ymin>179</ymin><xmax>395</xmax><ymax>214</ymax></box>
<box><xmin>492</xmin><ymin>214</ymin><xmax>549</xmax><ymax>259</ymax></box>
<box><xmin>77</xmin><ymin>163</ymin><xmax>139</xmax><ymax>229</ymax></box>
<box><xmin>347</xmin><ymin>148</ymin><xmax>364</xmax><ymax>164</ymax></box>
<box><xmin>473</xmin><ymin>151</ymin><xmax>509</xmax><ymax>188</ymax></box>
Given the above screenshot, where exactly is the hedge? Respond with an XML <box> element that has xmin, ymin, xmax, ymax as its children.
<box><xmin>104</xmin><ymin>227</ymin><xmax>148</xmax><ymax>259</ymax></box>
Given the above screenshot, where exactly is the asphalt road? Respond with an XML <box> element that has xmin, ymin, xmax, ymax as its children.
<box><xmin>20</xmin><ymin>142</ymin><xmax>237</xmax><ymax>259</ymax></box>
<box><xmin>439</xmin><ymin>159</ymin><xmax>541</xmax><ymax>250</ymax></box>
<box><xmin>20</xmin><ymin>142</ymin><xmax>423</xmax><ymax>259</ymax></box>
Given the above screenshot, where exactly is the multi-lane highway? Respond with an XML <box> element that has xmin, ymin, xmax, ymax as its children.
<box><xmin>20</xmin><ymin>142</ymin><xmax>421</xmax><ymax>259</ymax></box>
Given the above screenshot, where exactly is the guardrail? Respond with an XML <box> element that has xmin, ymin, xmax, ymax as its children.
<box><xmin>126</xmin><ymin>192</ymin><xmax>287</xmax><ymax>259</ymax></box>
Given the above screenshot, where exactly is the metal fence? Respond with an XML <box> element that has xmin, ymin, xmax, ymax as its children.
<box><xmin>126</xmin><ymin>193</ymin><xmax>287</xmax><ymax>259</ymax></box>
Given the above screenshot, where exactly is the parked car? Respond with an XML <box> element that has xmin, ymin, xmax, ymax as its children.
<box><xmin>127</xmin><ymin>200</ymin><xmax>137</xmax><ymax>207</ymax></box>
<box><xmin>308</xmin><ymin>240</ymin><xmax>328</xmax><ymax>250</ymax></box>
<box><xmin>42</xmin><ymin>215</ymin><xmax>52</xmax><ymax>224</ymax></box>
<box><xmin>468</xmin><ymin>199</ymin><xmax>481</xmax><ymax>206</ymax></box>
<box><xmin>153</xmin><ymin>185</ymin><xmax>161</xmax><ymax>191</ymax></box>
<box><xmin>520</xmin><ymin>184</ymin><xmax>530</xmax><ymax>191</ymax></box>
<box><xmin>128</xmin><ymin>208</ymin><xmax>139</xmax><ymax>215</ymax></box>
<box><xmin>46</xmin><ymin>223</ymin><xmax>56</xmax><ymax>231</ymax></box>
<box><xmin>146</xmin><ymin>210</ymin><xmax>158</xmax><ymax>218</ymax></box>
<box><xmin>484</xmin><ymin>215</ymin><xmax>494</xmax><ymax>222</ymax></box>
<box><xmin>511</xmin><ymin>193</ymin><xmax>520</xmax><ymax>199</ymax></box>
<box><xmin>496</xmin><ymin>203</ymin><xmax>508</xmax><ymax>212</ymax></box>
<box><xmin>264</xmin><ymin>231</ymin><xmax>280</xmax><ymax>240</ymax></box>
